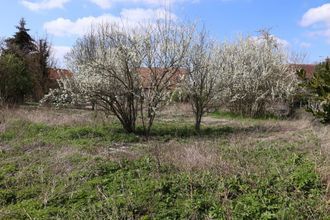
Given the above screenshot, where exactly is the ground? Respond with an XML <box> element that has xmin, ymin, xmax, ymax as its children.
<box><xmin>0</xmin><ymin>104</ymin><xmax>329</xmax><ymax>219</ymax></box>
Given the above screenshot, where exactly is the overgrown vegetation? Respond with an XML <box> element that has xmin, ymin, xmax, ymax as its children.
<box><xmin>0</xmin><ymin>14</ymin><xmax>329</xmax><ymax>220</ymax></box>
<box><xmin>0</xmin><ymin>18</ymin><xmax>53</xmax><ymax>106</ymax></box>
<box><xmin>297</xmin><ymin>58</ymin><xmax>330</xmax><ymax>123</ymax></box>
<box><xmin>0</xmin><ymin>107</ymin><xmax>329</xmax><ymax>219</ymax></box>
<box><xmin>45</xmin><ymin>19</ymin><xmax>300</xmax><ymax>134</ymax></box>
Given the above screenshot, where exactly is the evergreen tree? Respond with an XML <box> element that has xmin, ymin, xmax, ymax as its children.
<box><xmin>28</xmin><ymin>39</ymin><xmax>52</xmax><ymax>100</ymax></box>
<box><xmin>297</xmin><ymin>59</ymin><xmax>330</xmax><ymax>123</ymax></box>
<box><xmin>0</xmin><ymin>18</ymin><xmax>53</xmax><ymax>103</ymax></box>
<box><xmin>0</xmin><ymin>53</ymin><xmax>31</xmax><ymax>105</ymax></box>
<box><xmin>5</xmin><ymin>18</ymin><xmax>36</xmax><ymax>54</ymax></box>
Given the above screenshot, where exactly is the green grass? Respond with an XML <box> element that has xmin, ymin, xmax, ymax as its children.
<box><xmin>0</xmin><ymin>110</ymin><xmax>329</xmax><ymax>219</ymax></box>
<box><xmin>210</xmin><ymin>110</ymin><xmax>280</xmax><ymax>121</ymax></box>
<box><xmin>0</xmin><ymin>120</ymin><xmax>140</xmax><ymax>149</ymax></box>
<box><xmin>0</xmin><ymin>148</ymin><xmax>327</xmax><ymax>219</ymax></box>
<box><xmin>0</xmin><ymin>120</ymin><xmax>235</xmax><ymax>148</ymax></box>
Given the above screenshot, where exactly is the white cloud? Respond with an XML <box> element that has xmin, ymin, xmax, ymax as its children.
<box><xmin>300</xmin><ymin>3</ymin><xmax>330</xmax><ymax>27</ymax></box>
<box><xmin>88</xmin><ymin>0</ymin><xmax>191</xmax><ymax>9</ymax></box>
<box><xmin>44</xmin><ymin>8</ymin><xmax>177</xmax><ymax>36</ymax></box>
<box><xmin>21</xmin><ymin>0</ymin><xmax>70</xmax><ymax>11</ymax></box>
<box><xmin>52</xmin><ymin>46</ymin><xmax>71</xmax><ymax>66</ymax></box>
<box><xmin>300</xmin><ymin>3</ymin><xmax>330</xmax><ymax>42</ymax></box>
<box><xmin>120</xmin><ymin>8</ymin><xmax>177</xmax><ymax>21</ymax></box>
<box><xmin>89</xmin><ymin>0</ymin><xmax>112</xmax><ymax>9</ymax></box>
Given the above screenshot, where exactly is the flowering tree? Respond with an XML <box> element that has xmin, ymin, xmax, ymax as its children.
<box><xmin>39</xmin><ymin>76</ymin><xmax>85</xmax><ymax>108</ymax></box>
<box><xmin>140</xmin><ymin>21</ymin><xmax>194</xmax><ymax>134</ymax></box>
<box><xmin>219</xmin><ymin>31</ymin><xmax>298</xmax><ymax>117</ymax></box>
<box><xmin>61</xmin><ymin>21</ymin><xmax>194</xmax><ymax>135</ymax></box>
<box><xmin>183</xmin><ymin>30</ymin><xmax>222</xmax><ymax>131</ymax></box>
<box><xmin>66</xmin><ymin>24</ymin><xmax>145</xmax><ymax>133</ymax></box>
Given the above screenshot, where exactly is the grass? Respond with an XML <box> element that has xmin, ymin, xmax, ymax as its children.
<box><xmin>0</xmin><ymin>106</ymin><xmax>329</xmax><ymax>219</ymax></box>
<box><xmin>0</xmin><ymin>120</ymin><xmax>139</xmax><ymax>148</ymax></box>
<box><xmin>210</xmin><ymin>110</ymin><xmax>280</xmax><ymax>121</ymax></box>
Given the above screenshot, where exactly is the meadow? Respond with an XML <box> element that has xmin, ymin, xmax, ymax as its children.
<box><xmin>0</xmin><ymin>105</ymin><xmax>329</xmax><ymax>219</ymax></box>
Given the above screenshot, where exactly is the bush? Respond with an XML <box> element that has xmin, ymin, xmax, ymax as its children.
<box><xmin>219</xmin><ymin>31</ymin><xmax>298</xmax><ymax>117</ymax></box>
<box><xmin>297</xmin><ymin>59</ymin><xmax>330</xmax><ymax>123</ymax></box>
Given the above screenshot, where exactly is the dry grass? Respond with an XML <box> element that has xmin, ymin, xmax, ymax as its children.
<box><xmin>0</xmin><ymin>107</ymin><xmax>101</xmax><ymax>126</ymax></box>
<box><xmin>310</xmin><ymin>123</ymin><xmax>330</xmax><ymax>197</ymax></box>
<box><xmin>150</xmin><ymin>140</ymin><xmax>234</xmax><ymax>174</ymax></box>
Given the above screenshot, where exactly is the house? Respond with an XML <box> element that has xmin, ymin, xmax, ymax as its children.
<box><xmin>47</xmin><ymin>68</ymin><xmax>74</xmax><ymax>89</ymax></box>
<box><xmin>48</xmin><ymin>68</ymin><xmax>73</xmax><ymax>80</ymax></box>
<box><xmin>137</xmin><ymin>67</ymin><xmax>187</xmax><ymax>90</ymax></box>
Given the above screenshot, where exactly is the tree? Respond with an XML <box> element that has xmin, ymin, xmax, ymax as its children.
<box><xmin>0</xmin><ymin>53</ymin><xmax>31</xmax><ymax>105</ymax></box>
<box><xmin>2</xmin><ymin>18</ymin><xmax>54</xmax><ymax>103</ymax></box>
<box><xmin>66</xmin><ymin>24</ymin><xmax>145</xmax><ymax>133</ymax></box>
<box><xmin>27</xmin><ymin>38</ymin><xmax>53</xmax><ymax>100</ymax></box>
<box><xmin>0</xmin><ymin>37</ymin><xmax>4</xmax><ymax>54</ymax></box>
<box><xmin>297</xmin><ymin>59</ymin><xmax>330</xmax><ymax>123</ymax></box>
<box><xmin>183</xmin><ymin>30</ymin><xmax>221</xmax><ymax>132</ymax></box>
<box><xmin>219</xmin><ymin>31</ymin><xmax>298</xmax><ymax>117</ymax></box>
<box><xmin>140</xmin><ymin>21</ymin><xmax>194</xmax><ymax>134</ymax></box>
<box><xmin>5</xmin><ymin>18</ymin><xmax>36</xmax><ymax>55</ymax></box>
<box><xmin>62</xmin><ymin>20</ymin><xmax>194</xmax><ymax>134</ymax></box>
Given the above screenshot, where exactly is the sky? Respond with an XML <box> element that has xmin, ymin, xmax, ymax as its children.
<box><xmin>0</xmin><ymin>0</ymin><xmax>330</xmax><ymax>67</ymax></box>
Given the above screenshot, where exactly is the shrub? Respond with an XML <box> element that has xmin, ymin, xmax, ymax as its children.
<box><xmin>297</xmin><ymin>58</ymin><xmax>330</xmax><ymax>123</ymax></box>
<box><xmin>219</xmin><ymin>31</ymin><xmax>298</xmax><ymax>117</ymax></box>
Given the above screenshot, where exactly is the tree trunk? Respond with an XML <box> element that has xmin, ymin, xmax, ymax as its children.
<box><xmin>122</xmin><ymin>120</ymin><xmax>135</xmax><ymax>134</ymax></box>
<box><xmin>195</xmin><ymin>112</ymin><xmax>202</xmax><ymax>133</ymax></box>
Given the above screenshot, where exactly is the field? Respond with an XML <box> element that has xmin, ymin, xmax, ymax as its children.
<box><xmin>0</xmin><ymin>105</ymin><xmax>329</xmax><ymax>219</ymax></box>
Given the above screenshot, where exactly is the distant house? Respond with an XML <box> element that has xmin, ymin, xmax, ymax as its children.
<box><xmin>46</xmin><ymin>67</ymin><xmax>185</xmax><ymax>91</ymax></box>
<box><xmin>47</xmin><ymin>65</ymin><xmax>317</xmax><ymax>89</ymax></box>
<box><xmin>47</xmin><ymin>68</ymin><xmax>74</xmax><ymax>89</ymax></box>
<box><xmin>137</xmin><ymin>67</ymin><xmax>187</xmax><ymax>90</ymax></box>
<box><xmin>48</xmin><ymin>68</ymin><xmax>73</xmax><ymax>80</ymax></box>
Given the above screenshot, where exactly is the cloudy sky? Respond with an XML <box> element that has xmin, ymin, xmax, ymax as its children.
<box><xmin>1</xmin><ymin>0</ymin><xmax>330</xmax><ymax>66</ymax></box>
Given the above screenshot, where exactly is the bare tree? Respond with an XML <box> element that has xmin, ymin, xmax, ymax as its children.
<box><xmin>183</xmin><ymin>30</ymin><xmax>221</xmax><ymax>132</ymax></box>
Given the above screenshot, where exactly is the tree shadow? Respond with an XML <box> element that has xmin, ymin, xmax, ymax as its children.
<box><xmin>130</xmin><ymin>122</ymin><xmax>283</xmax><ymax>140</ymax></box>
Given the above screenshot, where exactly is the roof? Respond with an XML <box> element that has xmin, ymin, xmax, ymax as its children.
<box><xmin>137</xmin><ymin>67</ymin><xmax>187</xmax><ymax>89</ymax></box>
<box><xmin>48</xmin><ymin>68</ymin><xmax>73</xmax><ymax>80</ymax></box>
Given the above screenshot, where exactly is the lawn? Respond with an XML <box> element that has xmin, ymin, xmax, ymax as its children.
<box><xmin>0</xmin><ymin>105</ymin><xmax>329</xmax><ymax>219</ymax></box>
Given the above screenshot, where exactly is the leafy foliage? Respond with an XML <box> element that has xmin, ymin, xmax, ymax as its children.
<box><xmin>0</xmin><ymin>18</ymin><xmax>53</xmax><ymax>105</ymax></box>
<box><xmin>297</xmin><ymin>59</ymin><xmax>330</xmax><ymax>123</ymax></box>
<box><xmin>4</xmin><ymin>18</ymin><xmax>36</xmax><ymax>54</ymax></box>
<box><xmin>0</xmin><ymin>53</ymin><xmax>31</xmax><ymax>105</ymax></box>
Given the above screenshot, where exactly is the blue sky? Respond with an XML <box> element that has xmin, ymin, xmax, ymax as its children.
<box><xmin>1</xmin><ymin>0</ymin><xmax>330</xmax><ymax>66</ymax></box>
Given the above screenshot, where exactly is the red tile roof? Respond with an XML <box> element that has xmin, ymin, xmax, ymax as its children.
<box><xmin>137</xmin><ymin>67</ymin><xmax>187</xmax><ymax>89</ymax></box>
<box><xmin>48</xmin><ymin>68</ymin><xmax>73</xmax><ymax>80</ymax></box>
